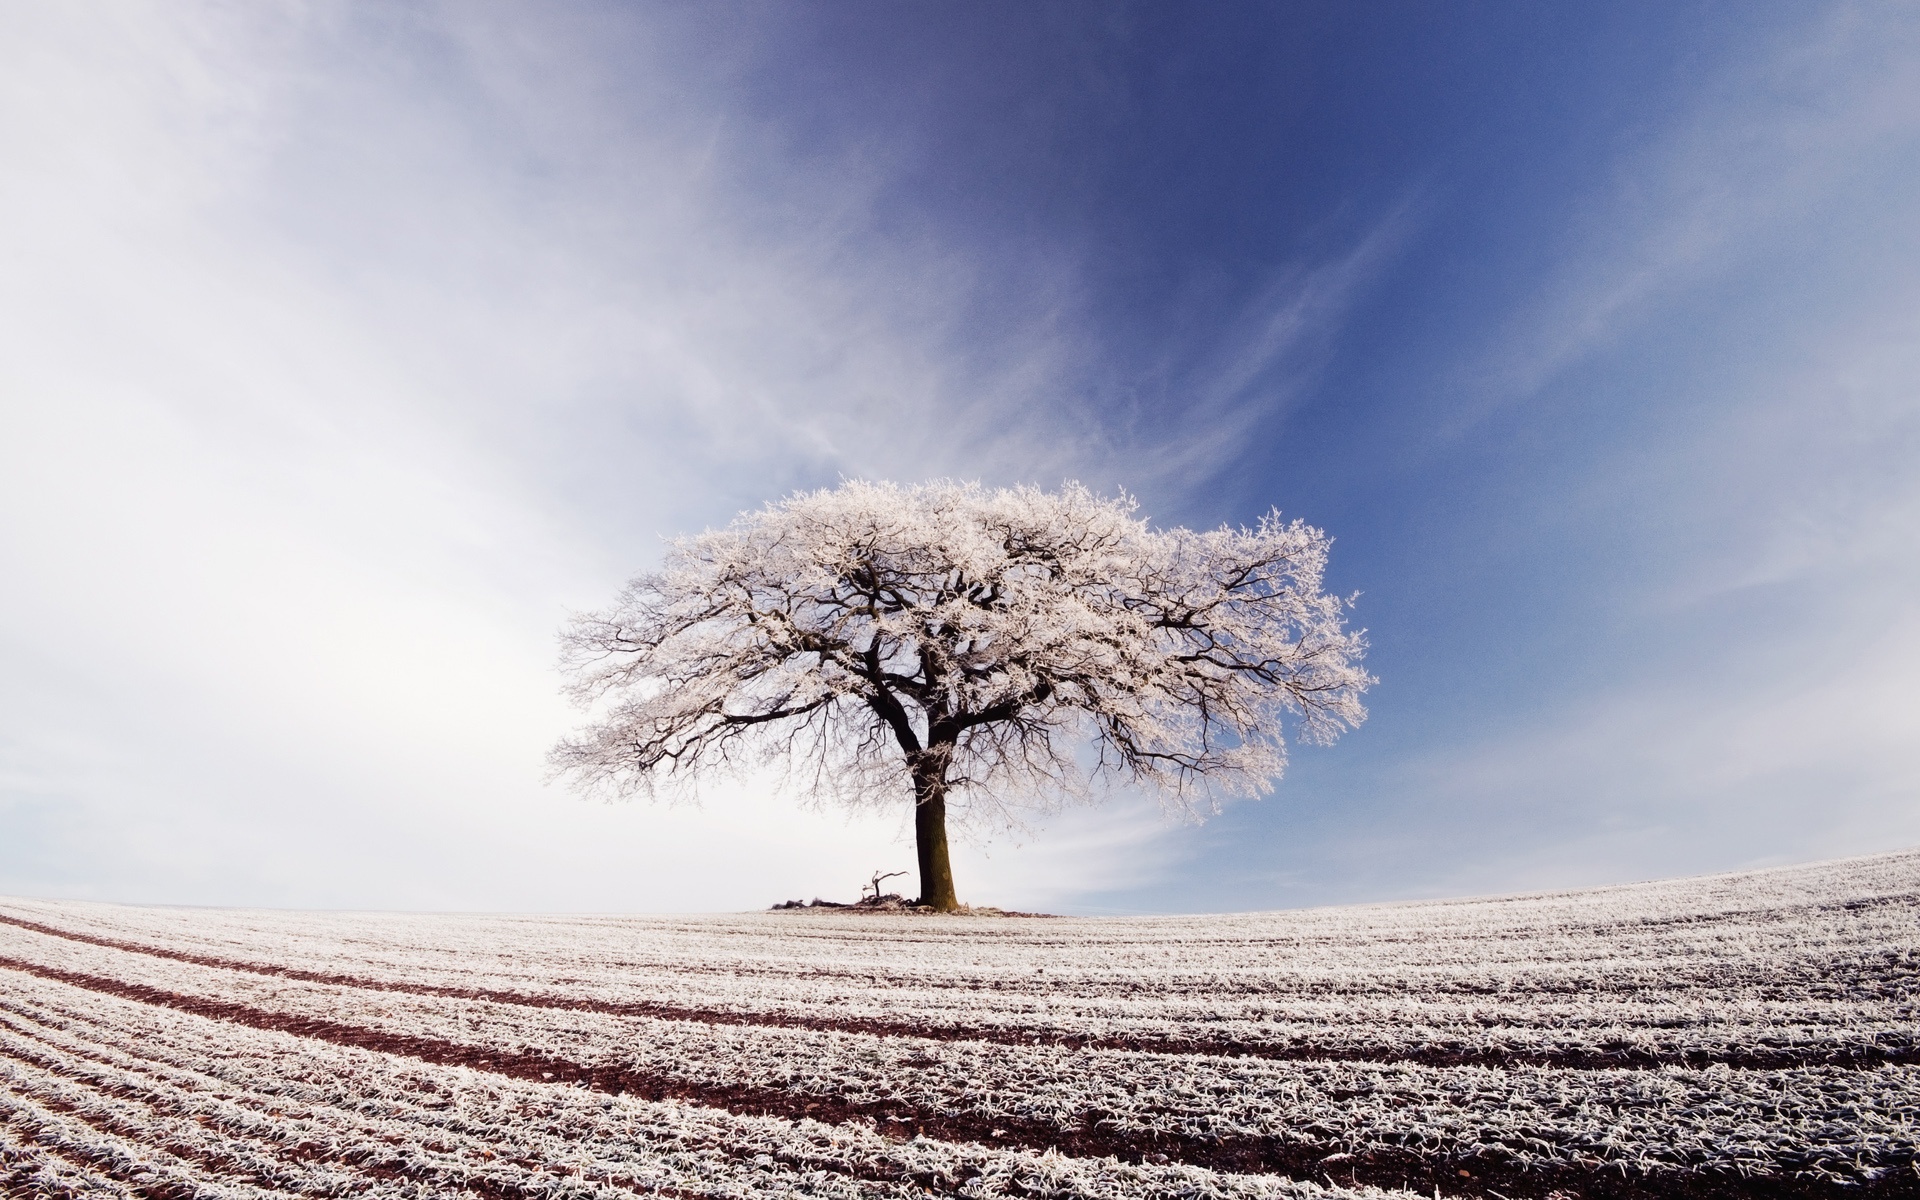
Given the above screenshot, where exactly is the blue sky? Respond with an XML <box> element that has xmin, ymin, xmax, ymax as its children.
<box><xmin>2</xmin><ymin>2</ymin><xmax>1916</xmax><ymax>913</ymax></box>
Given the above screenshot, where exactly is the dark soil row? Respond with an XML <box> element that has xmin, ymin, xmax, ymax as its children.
<box><xmin>4</xmin><ymin>954</ymin><xmax>1915</xmax><ymax>1200</ymax></box>
<box><xmin>0</xmin><ymin>1047</ymin><xmax>563</xmax><ymax>1200</ymax></box>
<box><xmin>3</xmin><ymin>913</ymin><xmax>1910</xmax><ymax>1072</ymax></box>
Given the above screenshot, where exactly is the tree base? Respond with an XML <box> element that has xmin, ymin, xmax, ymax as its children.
<box><xmin>768</xmin><ymin>896</ymin><xmax>1053</xmax><ymax>917</ymax></box>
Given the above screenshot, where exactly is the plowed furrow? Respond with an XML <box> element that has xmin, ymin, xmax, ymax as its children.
<box><xmin>4</xmin><ymin>954</ymin><xmax>1913</xmax><ymax>1200</ymax></box>
<box><xmin>4</xmin><ymin>970</ymin><xmax>1347</xmax><ymax>1200</ymax></box>
<box><xmin>2</xmin><ymin>912</ymin><xmax>1906</xmax><ymax>1070</ymax></box>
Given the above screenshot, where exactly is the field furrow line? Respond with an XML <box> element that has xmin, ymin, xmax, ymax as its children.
<box><xmin>4</xmin><ymin>952</ymin><xmax>1914</xmax><ymax>1200</ymax></box>
<box><xmin>0</xmin><ymin>990</ymin><xmax>827</xmax><ymax>1200</ymax></box>
<box><xmin>0</xmin><ymin>1005</ymin><xmax>660</xmax><ymax>1200</ymax></box>
<box><xmin>0</xmin><ymin>1076</ymin><xmax>297</xmax><ymax>1199</ymax></box>
<box><xmin>4</xmin><ymin>930</ymin><xmax>1894</xmax><ymax>1172</ymax></box>
<box><xmin>0</xmin><ymin>991</ymin><xmax>857</xmax><ymax>1200</ymax></box>
<box><xmin>3</xmin><ymin>910</ymin><xmax>1910</xmax><ymax>1070</ymax></box>
<box><xmin>0</xmin><ymin>967</ymin><xmax>1372</xmax><ymax>1200</ymax></box>
<box><xmin>0</xmin><ymin>1120</ymin><xmax>144</xmax><ymax>1200</ymax></box>
<box><xmin>0</xmin><ymin>1051</ymin><xmax>412</xmax><ymax>1198</ymax></box>
<box><xmin>4</xmin><ymin>852</ymin><xmax>1914</xmax><ymax>1200</ymax></box>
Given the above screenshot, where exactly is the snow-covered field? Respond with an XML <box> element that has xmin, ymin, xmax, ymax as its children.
<box><xmin>2</xmin><ymin>851</ymin><xmax>1916</xmax><ymax>1199</ymax></box>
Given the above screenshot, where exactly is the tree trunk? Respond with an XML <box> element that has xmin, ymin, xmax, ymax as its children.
<box><xmin>911</xmin><ymin>753</ymin><xmax>960</xmax><ymax>911</ymax></box>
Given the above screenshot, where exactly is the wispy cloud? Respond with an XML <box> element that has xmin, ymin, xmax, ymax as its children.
<box><xmin>0</xmin><ymin>2</ymin><xmax>1149</xmax><ymax>909</ymax></box>
<box><xmin>1459</xmin><ymin>3</ymin><xmax>1920</xmax><ymax>423</ymax></box>
<box><xmin>5</xmin><ymin>0</ymin><xmax>1384</xmax><ymax>911</ymax></box>
<box><xmin>1345</xmin><ymin>0</ymin><xmax>1920</xmax><ymax>896</ymax></box>
<box><xmin>1117</xmin><ymin>202</ymin><xmax>1422</xmax><ymax>500</ymax></box>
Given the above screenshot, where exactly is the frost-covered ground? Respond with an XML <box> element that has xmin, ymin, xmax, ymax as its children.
<box><xmin>2</xmin><ymin>851</ymin><xmax>1916</xmax><ymax>1199</ymax></box>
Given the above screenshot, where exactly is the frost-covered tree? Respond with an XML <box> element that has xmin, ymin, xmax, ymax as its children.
<box><xmin>550</xmin><ymin>480</ymin><xmax>1371</xmax><ymax>911</ymax></box>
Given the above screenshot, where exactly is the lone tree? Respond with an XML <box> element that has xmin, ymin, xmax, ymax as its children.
<box><xmin>550</xmin><ymin>480</ymin><xmax>1371</xmax><ymax>911</ymax></box>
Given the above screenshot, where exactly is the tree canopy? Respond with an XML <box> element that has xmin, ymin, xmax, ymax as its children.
<box><xmin>551</xmin><ymin>480</ymin><xmax>1371</xmax><ymax>909</ymax></box>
